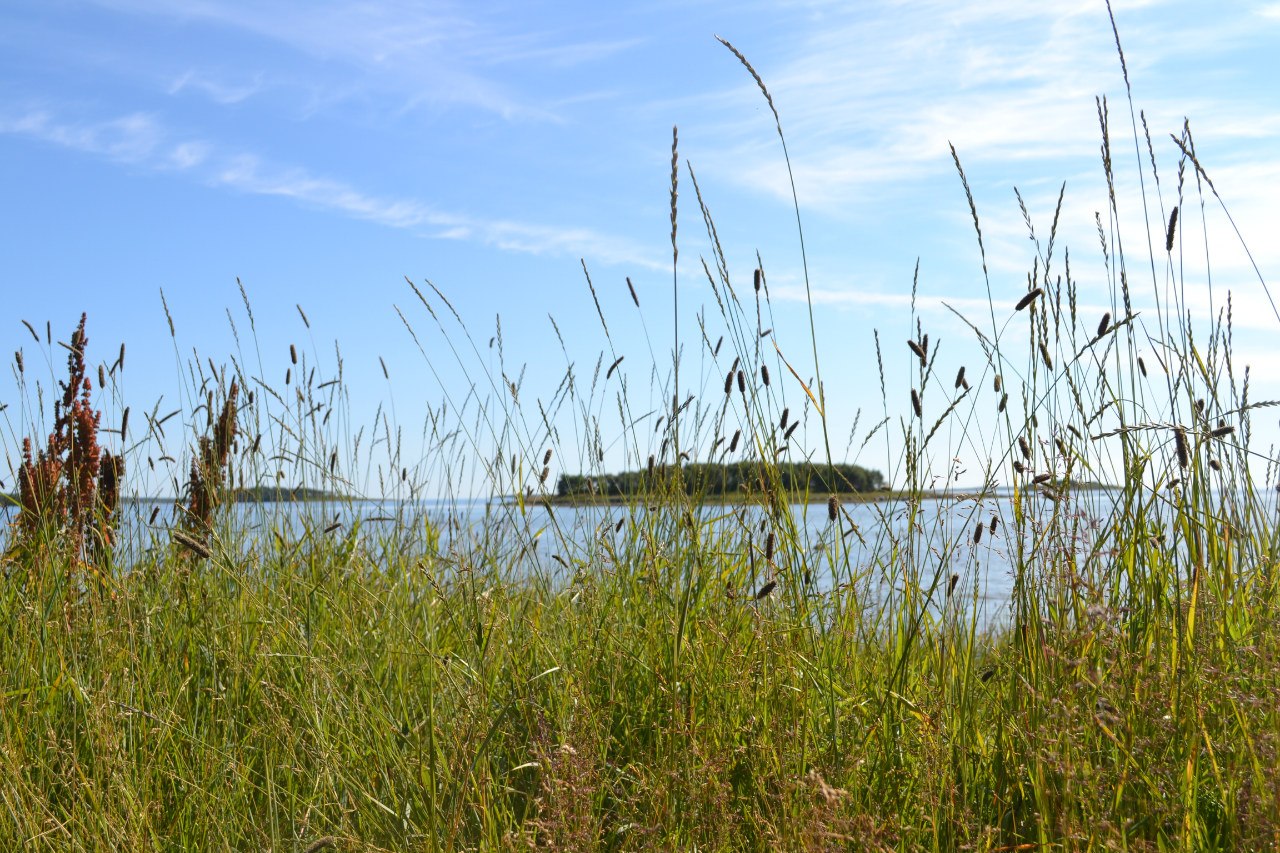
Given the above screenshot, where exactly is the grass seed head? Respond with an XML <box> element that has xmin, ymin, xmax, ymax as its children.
<box><xmin>1016</xmin><ymin>288</ymin><xmax>1043</xmax><ymax>311</ymax></box>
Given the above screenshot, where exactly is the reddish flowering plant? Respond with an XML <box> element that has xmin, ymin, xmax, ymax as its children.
<box><xmin>10</xmin><ymin>314</ymin><xmax>124</xmax><ymax>571</ymax></box>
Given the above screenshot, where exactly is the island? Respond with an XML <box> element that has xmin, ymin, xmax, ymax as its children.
<box><xmin>231</xmin><ymin>486</ymin><xmax>347</xmax><ymax>503</ymax></box>
<box><xmin>554</xmin><ymin>461</ymin><xmax>886</xmax><ymax>503</ymax></box>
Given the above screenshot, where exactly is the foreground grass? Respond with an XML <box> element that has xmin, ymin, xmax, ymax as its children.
<box><xmin>3</xmin><ymin>492</ymin><xmax>1278</xmax><ymax>850</ymax></box>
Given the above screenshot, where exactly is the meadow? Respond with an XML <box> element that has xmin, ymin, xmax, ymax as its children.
<box><xmin>3</xmin><ymin>33</ymin><xmax>1279</xmax><ymax>853</ymax></box>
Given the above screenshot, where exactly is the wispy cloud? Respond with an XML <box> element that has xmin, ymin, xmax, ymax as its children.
<box><xmin>0</xmin><ymin>108</ymin><xmax>167</xmax><ymax>163</ymax></box>
<box><xmin>82</xmin><ymin>0</ymin><xmax>635</xmax><ymax>122</ymax></box>
<box><xmin>167</xmin><ymin>70</ymin><xmax>264</xmax><ymax>105</ymax></box>
<box><xmin>685</xmin><ymin>0</ymin><xmax>1279</xmax><ymax>214</ymax></box>
<box><xmin>0</xmin><ymin>102</ymin><xmax>662</xmax><ymax>270</ymax></box>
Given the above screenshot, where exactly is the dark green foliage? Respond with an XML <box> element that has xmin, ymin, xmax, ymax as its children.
<box><xmin>557</xmin><ymin>461</ymin><xmax>885</xmax><ymax>498</ymax></box>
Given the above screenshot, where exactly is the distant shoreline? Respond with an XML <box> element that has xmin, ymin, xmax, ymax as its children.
<box><xmin>510</xmin><ymin>482</ymin><xmax>1119</xmax><ymax>508</ymax></box>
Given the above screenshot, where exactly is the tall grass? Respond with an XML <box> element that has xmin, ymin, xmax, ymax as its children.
<box><xmin>3</xmin><ymin>19</ymin><xmax>1279</xmax><ymax>852</ymax></box>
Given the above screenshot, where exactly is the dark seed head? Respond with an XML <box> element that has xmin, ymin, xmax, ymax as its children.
<box><xmin>827</xmin><ymin>496</ymin><xmax>838</xmax><ymax>522</ymax></box>
<box><xmin>1097</xmin><ymin>312</ymin><xmax>1111</xmax><ymax>337</ymax></box>
<box><xmin>1174</xmin><ymin>427</ymin><xmax>1189</xmax><ymax>469</ymax></box>
<box><xmin>1015</xmin><ymin>288</ymin><xmax>1043</xmax><ymax>311</ymax></box>
<box><xmin>911</xmin><ymin>388</ymin><xmax>922</xmax><ymax>417</ymax></box>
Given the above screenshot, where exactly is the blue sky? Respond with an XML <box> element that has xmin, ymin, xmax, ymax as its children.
<box><xmin>3</xmin><ymin>0</ymin><xmax>1279</xmax><ymax>497</ymax></box>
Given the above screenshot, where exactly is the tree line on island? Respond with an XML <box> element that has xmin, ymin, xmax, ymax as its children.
<box><xmin>556</xmin><ymin>461</ymin><xmax>886</xmax><ymax>499</ymax></box>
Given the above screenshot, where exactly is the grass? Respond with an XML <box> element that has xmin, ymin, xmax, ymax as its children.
<box><xmin>3</xmin><ymin>18</ymin><xmax>1280</xmax><ymax>852</ymax></box>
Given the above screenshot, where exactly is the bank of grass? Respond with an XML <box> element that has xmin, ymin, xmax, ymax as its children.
<box><xmin>4</xmin><ymin>25</ymin><xmax>1280</xmax><ymax>853</ymax></box>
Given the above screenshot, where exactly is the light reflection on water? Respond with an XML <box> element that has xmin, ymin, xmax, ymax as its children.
<box><xmin>1</xmin><ymin>488</ymin><xmax>1128</xmax><ymax>627</ymax></box>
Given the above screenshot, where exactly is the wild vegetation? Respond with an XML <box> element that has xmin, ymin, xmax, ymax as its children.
<box><xmin>554</xmin><ymin>460</ymin><xmax>886</xmax><ymax>501</ymax></box>
<box><xmin>2</xmin><ymin>19</ymin><xmax>1279</xmax><ymax>853</ymax></box>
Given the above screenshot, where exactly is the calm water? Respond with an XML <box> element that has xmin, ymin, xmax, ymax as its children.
<box><xmin>2</xmin><ymin>488</ymin><xmax>1129</xmax><ymax>626</ymax></box>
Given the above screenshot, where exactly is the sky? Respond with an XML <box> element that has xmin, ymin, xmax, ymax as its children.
<box><xmin>3</xmin><ymin>0</ymin><xmax>1279</xmax><ymax>499</ymax></box>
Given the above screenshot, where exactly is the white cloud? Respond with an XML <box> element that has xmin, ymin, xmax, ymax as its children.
<box><xmin>0</xmin><ymin>102</ymin><xmax>662</xmax><ymax>270</ymax></box>
<box><xmin>685</xmin><ymin>0</ymin><xmax>1280</xmax><ymax>218</ymax></box>
<box><xmin>168</xmin><ymin>70</ymin><xmax>264</xmax><ymax>105</ymax></box>
<box><xmin>166</xmin><ymin>140</ymin><xmax>211</xmax><ymax>169</ymax></box>
<box><xmin>82</xmin><ymin>0</ymin><xmax>632</xmax><ymax>122</ymax></box>
<box><xmin>0</xmin><ymin>108</ymin><xmax>165</xmax><ymax>163</ymax></box>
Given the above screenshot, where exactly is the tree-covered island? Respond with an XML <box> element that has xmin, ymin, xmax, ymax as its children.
<box><xmin>555</xmin><ymin>460</ymin><xmax>886</xmax><ymax>501</ymax></box>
